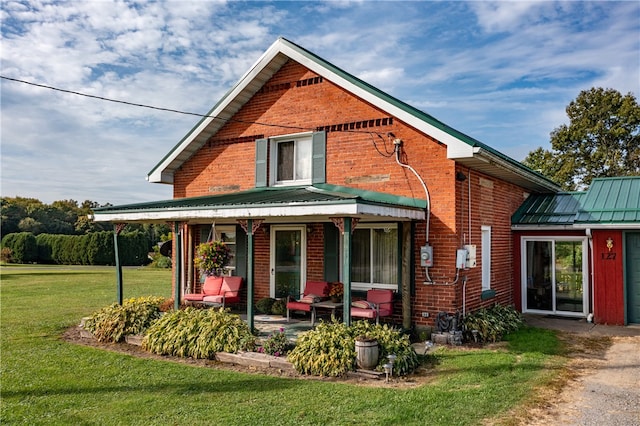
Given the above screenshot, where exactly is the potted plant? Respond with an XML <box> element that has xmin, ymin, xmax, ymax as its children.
<box><xmin>194</xmin><ymin>241</ymin><xmax>231</xmax><ymax>276</ymax></box>
<box><xmin>328</xmin><ymin>282</ymin><xmax>344</xmax><ymax>303</ymax></box>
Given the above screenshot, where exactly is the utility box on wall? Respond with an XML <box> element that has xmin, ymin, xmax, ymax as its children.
<box><xmin>420</xmin><ymin>245</ymin><xmax>433</xmax><ymax>267</ymax></box>
<box><xmin>456</xmin><ymin>249</ymin><xmax>468</xmax><ymax>269</ymax></box>
<box><xmin>464</xmin><ymin>244</ymin><xmax>477</xmax><ymax>268</ymax></box>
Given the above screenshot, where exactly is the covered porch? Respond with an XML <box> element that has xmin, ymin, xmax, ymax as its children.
<box><xmin>92</xmin><ymin>183</ymin><xmax>426</xmax><ymax>330</ymax></box>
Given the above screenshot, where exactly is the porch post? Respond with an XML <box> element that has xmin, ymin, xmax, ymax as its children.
<box><xmin>402</xmin><ymin>222</ymin><xmax>412</xmax><ymax>330</ymax></box>
<box><xmin>246</xmin><ymin>219</ymin><xmax>255</xmax><ymax>331</ymax></box>
<box><xmin>173</xmin><ymin>222</ymin><xmax>182</xmax><ymax>310</ymax></box>
<box><xmin>113</xmin><ymin>223</ymin><xmax>125</xmax><ymax>305</ymax></box>
<box><xmin>342</xmin><ymin>217</ymin><xmax>352</xmax><ymax>326</ymax></box>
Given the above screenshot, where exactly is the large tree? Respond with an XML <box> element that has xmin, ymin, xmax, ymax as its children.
<box><xmin>523</xmin><ymin>88</ymin><xmax>640</xmax><ymax>190</ymax></box>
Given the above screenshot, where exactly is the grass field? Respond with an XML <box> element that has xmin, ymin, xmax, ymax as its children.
<box><xmin>1</xmin><ymin>265</ymin><xmax>565</xmax><ymax>425</ymax></box>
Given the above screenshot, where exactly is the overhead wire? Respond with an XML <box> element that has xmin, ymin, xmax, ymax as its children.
<box><xmin>1</xmin><ymin>75</ymin><xmax>391</xmax><ymax>141</ymax></box>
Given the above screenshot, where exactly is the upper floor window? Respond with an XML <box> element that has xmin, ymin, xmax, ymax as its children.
<box><xmin>255</xmin><ymin>131</ymin><xmax>326</xmax><ymax>188</ymax></box>
<box><xmin>273</xmin><ymin>135</ymin><xmax>312</xmax><ymax>185</ymax></box>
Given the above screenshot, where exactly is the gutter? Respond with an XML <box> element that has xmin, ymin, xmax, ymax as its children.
<box><xmin>473</xmin><ymin>147</ymin><xmax>561</xmax><ymax>193</ymax></box>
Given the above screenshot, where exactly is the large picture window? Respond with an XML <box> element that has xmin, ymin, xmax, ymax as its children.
<box><xmin>522</xmin><ymin>237</ymin><xmax>587</xmax><ymax>316</ymax></box>
<box><xmin>351</xmin><ymin>224</ymin><xmax>398</xmax><ymax>290</ymax></box>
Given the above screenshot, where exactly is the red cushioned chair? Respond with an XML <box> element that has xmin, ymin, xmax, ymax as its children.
<box><xmin>350</xmin><ymin>289</ymin><xmax>394</xmax><ymax>325</ymax></box>
<box><xmin>183</xmin><ymin>275</ymin><xmax>223</xmax><ymax>303</ymax></box>
<box><xmin>286</xmin><ymin>281</ymin><xmax>329</xmax><ymax>322</ymax></box>
<box><xmin>202</xmin><ymin>276</ymin><xmax>243</xmax><ymax>308</ymax></box>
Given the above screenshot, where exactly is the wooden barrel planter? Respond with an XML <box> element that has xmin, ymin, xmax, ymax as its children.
<box><xmin>355</xmin><ymin>337</ymin><xmax>379</xmax><ymax>370</ymax></box>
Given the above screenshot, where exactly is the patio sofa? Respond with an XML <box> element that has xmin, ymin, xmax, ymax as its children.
<box><xmin>183</xmin><ymin>275</ymin><xmax>243</xmax><ymax>308</ymax></box>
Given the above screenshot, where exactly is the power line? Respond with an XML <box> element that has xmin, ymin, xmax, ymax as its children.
<box><xmin>0</xmin><ymin>75</ymin><xmax>389</xmax><ymax>137</ymax></box>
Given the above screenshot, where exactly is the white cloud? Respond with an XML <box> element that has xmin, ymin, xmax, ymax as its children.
<box><xmin>1</xmin><ymin>1</ymin><xmax>638</xmax><ymax>204</ymax></box>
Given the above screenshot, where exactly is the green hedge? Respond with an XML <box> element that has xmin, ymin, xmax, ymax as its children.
<box><xmin>0</xmin><ymin>232</ymin><xmax>37</xmax><ymax>263</ymax></box>
<box><xmin>1</xmin><ymin>231</ymin><xmax>150</xmax><ymax>266</ymax></box>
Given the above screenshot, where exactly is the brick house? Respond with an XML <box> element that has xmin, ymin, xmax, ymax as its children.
<box><xmin>93</xmin><ymin>38</ymin><xmax>561</xmax><ymax>330</ymax></box>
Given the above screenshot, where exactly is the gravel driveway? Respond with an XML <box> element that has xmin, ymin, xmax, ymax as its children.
<box><xmin>524</xmin><ymin>316</ymin><xmax>640</xmax><ymax>426</ymax></box>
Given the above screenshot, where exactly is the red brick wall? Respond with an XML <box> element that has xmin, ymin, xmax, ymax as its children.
<box><xmin>173</xmin><ymin>60</ymin><xmax>531</xmax><ymax>325</ymax></box>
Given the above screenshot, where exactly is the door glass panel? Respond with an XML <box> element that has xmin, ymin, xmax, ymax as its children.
<box><xmin>555</xmin><ymin>241</ymin><xmax>583</xmax><ymax>313</ymax></box>
<box><xmin>526</xmin><ymin>241</ymin><xmax>552</xmax><ymax>310</ymax></box>
<box><xmin>274</xmin><ymin>229</ymin><xmax>301</xmax><ymax>298</ymax></box>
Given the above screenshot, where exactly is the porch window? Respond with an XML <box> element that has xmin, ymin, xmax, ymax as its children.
<box><xmin>522</xmin><ymin>237</ymin><xmax>586</xmax><ymax>315</ymax></box>
<box><xmin>351</xmin><ymin>224</ymin><xmax>398</xmax><ymax>291</ymax></box>
<box><xmin>199</xmin><ymin>226</ymin><xmax>237</xmax><ymax>273</ymax></box>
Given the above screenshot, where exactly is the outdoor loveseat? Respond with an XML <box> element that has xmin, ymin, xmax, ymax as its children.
<box><xmin>183</xmin><ymin>275</ymin><xmax>243</xmax><ymax>308</ymax></box>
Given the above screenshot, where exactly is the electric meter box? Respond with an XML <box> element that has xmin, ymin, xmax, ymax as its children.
<box><xmin>420</xmin><ymin>245</ymin><xmax>433</xmax><ymax>267</ymax></box>
<box><xmin>456</xmin><ymin>249</ymin><xmax>468</xmax><ymax>269</ymax></box>
<box><xmin>463</xmin><ymin>244</ymin><xmax>477</xmax><ymax>268</ymax></box>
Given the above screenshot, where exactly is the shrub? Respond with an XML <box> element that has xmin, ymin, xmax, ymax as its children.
<box><xmin>84</xmin><ymin>296</ymin><xmax>166</xmax><ymax>343</ymax></box>
<box><xmin>259</xmin><ymin>327</ymin><xmax>291</xmax><ymax>357</ymax></box>
<box><xmin>287</xmin><ymin>320</ymin><xmax>355</xmax><ymax>377</ymax></box>
<box><xmin>462</xmin><ymin>304</ymin><xmax>523</xmax><ymax>343</ymax></box>
<box><xmin>350</xmin><ymin>321</ymin><xmax>420</xmax><ymax>376</ymax></box>
<box><xmin>143</xmin><ymin>308</ymin><xmax>255</xmax><ymax>359</ymax></box>
<box><xmin>0</xmin><ymin>247</ymin><xmax>12</xmax><ymax>263</ymax></box>
<box><xmin>271</xmin><ymin>298</ymin><xmax>287</xmax><ymax>315</ymax></box>
<box><xmin>1</xmin><ymin>232</ymin><xmax>37</xmax><ymax>263</ymax></box>
<box><xmin>255</xmin><ymin>297</ymin><xmax>276</xmax><ymax>314</ymax></box>
<box><xmin>288</xmin><ymin>320</ymin><xmax>420</xmax><ymax>377</ymax></box>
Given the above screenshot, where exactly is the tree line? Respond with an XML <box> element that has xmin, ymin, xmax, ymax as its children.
<box><xmin>1</xmin><ymin>197</ymin><xmax>170</xmax><ymax>266</ymax></box>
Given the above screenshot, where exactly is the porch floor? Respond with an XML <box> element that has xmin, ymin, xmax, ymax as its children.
<box><xmin>239</xmin><ymin>314</ymin><xmax>314</xmax><ymax>341</ymax></box>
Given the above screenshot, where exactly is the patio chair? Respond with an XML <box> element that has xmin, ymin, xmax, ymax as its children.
<box><xmin>350</xmin><ymin>289</ymin><xmax>394</xmax><ymax>325</ymax></box>
<box><xmin>286</xmin><ymin>281</ymin><xmax>329</xmax><ymax>322</ymax></box>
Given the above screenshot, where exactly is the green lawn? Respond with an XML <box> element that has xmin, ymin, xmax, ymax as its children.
<box><xmin>1</xmin><ymin>265</ymin><xmax>565</xmax><ymax>425</ymax></box>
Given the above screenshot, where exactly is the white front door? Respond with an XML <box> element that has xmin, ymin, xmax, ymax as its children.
<box><xmin>270</xmin><ymin>225</ymin><xmax>306</xmax><ymax>298</ymax></box>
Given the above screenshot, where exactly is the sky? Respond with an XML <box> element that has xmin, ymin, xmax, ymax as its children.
<box><xmin>1</xmin><ymin>1</ymin><xmax>639</xmax><ymax>206</ymax></box>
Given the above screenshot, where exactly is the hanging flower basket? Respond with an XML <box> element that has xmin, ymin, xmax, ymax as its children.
<box><xmin>194</xmin><ymin>241</ymin><xmax>231</xmax><ymax>276</ymax></box>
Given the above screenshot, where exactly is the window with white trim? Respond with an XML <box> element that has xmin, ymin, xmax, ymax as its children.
<box><xmin>351</xmin><ymin>224</ymin><xmax>398</xmax><ymax>291</ymax></box>
<box><xmin>255</xmin><ymin>131</ymin><xmax>325</xmax><ymax>188</ymax></box>
<box><xmin>270</xmin><ymin>134</ymin><xmax>312</xmax><ymax>186</ymax></box>
<box><xmin>481</xmin><ymin>225</ymin><xmax>491</xmax><ymax>291</ymax></box>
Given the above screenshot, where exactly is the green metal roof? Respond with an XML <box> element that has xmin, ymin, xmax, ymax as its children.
<box><xmin>575</xmin><ymin>177</ymin><xmax>640</xmax><ymax>224</ymax></box>
<box><xmin>512</xmin><ymin>177</ymin><xmax>640</xmax><ymax>228</ymax></box>
<box><xmin>92</xmin><ymin>184</ymin><xmax>426</xmax><ymax>221</ymax></box>
<box><xmin>511</xmin><ymin>192</ymin><xmax>587</xmax><ymax>226</ymax></box>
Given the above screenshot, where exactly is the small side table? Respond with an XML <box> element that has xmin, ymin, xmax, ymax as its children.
<box><xmin>310</xmin><ymin>300</ymin><xmax>343</xmax><ymax>325</ymax></box>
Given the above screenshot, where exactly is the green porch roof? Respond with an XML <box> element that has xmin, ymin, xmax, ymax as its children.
<box><xmin>92</xmin><ymin>184</ymin><xmax>427</xmax><ymax>223</ymax></box>
<box><xmin>512</xmin><ymin>177</ymin><xmax>640</xmax><ymax>229</ymax></box>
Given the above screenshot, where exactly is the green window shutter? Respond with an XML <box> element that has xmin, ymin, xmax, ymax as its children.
<box><xmin>311</xmin><ymin>131</ymin><xmax>326</xmax><ymax>184</ymax></box>
<box><xmin>255</xmin><ymin>138</ymin><xmax>268</xmax><ymax>187</ymax></box>
<box><xmin>323</xmin><ymin>222</ymin><xmax>340</xmax><ymax>282</ymax></box>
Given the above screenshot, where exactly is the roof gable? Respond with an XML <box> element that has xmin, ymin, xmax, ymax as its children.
<box><xmin>148</xmin><ymin>37</ymin><xmax>559</xmax><ymax>193</ymax></box>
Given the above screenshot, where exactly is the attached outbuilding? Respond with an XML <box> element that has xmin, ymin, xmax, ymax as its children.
<box><xmin>512</xmin><ymin>176</ymin><xmax>640</xmax><ymax>325</ymax></box>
